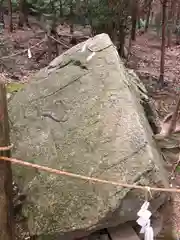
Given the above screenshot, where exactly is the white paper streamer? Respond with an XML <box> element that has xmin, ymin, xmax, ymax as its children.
<box><xmin>136</xmin><ymin>201</ymin><xmax>154</xmax><ymax>240</ymax></box>
<box><xmin>28</xmin><ymin>48</ymin><xmax>32</xmax><ymax>58</ymax></box>
<box><xmin>145</xmin><ymin>226</ymin><xmax>154</xmax><ymax>240</ymax></box>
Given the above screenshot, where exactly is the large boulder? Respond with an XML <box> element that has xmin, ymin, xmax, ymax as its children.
<box><xmin>9</xmin><ymin>34</ymin><xmax>169</xmax><ymax>240</ymax></box>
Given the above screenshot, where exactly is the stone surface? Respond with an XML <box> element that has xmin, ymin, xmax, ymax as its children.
<box><xmin>9</xmin><ymin>33</ymin><xmax>169</xmax><ymax>239</ymax></box>
<box><xmin>152</xmin><ymin>214</ymin><xmax>163</xmax><ymax>237</ymax></box>
<box><xmin>108</xmin><ymin>224</ymin><xmax>140</xmax><ymax>240</ymax></box>
<box><xmin>99</xmin><ymin>234</ymin><xmax>109</xmax><ymax>240</ymax></box>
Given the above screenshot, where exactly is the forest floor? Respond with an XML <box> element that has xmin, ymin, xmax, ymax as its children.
<box><xmin>129</xmin><ymin>32</ymin><xmax>180</xmax><ymax>239</ymax></box>
<box><xmin>0</xmin><ymin>14</ymin><xmax>90</xmax><ymax>84</ymax></box>
<box><xmin>129</xmin><ymin>31</ymin><xmax>180</xmax><ymax>117</ymax></box>
<box><xmin>1</xmin><ymin>14</ymin><xmax>180</xmax><ymax>239</ymax></box>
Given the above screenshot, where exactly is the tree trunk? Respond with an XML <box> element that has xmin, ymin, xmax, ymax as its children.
<box><xmin>0</xmin><ymin>10</ymin><xmax>4</xmax><ymax>29</ymax></box>
<box><xmin>18</xmin><ymin>0</ymin><xmax>30</xmax><ymax>28</ymax></box>
<box><xmin>18</xmin><ymin>0</ymin><xmax>25</xmax><ymax>28</ymax></box>
<box><xmin>175</xmin><ymin>0</ymin><xmax>180</xmax><ymax>44</ymax></box>
<box><xmin>45</xmin><ymin>18</ymin><xmax>58</xmax><ymax>62</ymax></box>
<box><xmin>137</xmin><ymin>17</ymin><xmax>141</xmax><ymax>29</ymax></box>
<box><xmin>145</xmin><ymin>0</ymin><xmax>153</xmax><ymax>32</ymax></box>
<box><xmin>159</xmin><ymin>0</ymin><xmax>167</xmax><ymax>86</ymax></box>
<box><xmin>7</xmin><ymin>0</ymin><xmax>13</xmax><ymax>32</ymax></box>
<box><xmin>47</xmin><ymin>35</ymin><xmax>53</xmax><ymax>62</ymax></box>
<box><xmin>54</xmin><ymin>31</ymin><xmax>59</xmax><ymax>57</ymax></box>
<box><xmin>176</xmin><ymin>0</ymin><xmax>180</xmax><ymax>23</ymax></box>
<box><xmin>0</xmin><ymin>0</ymin><xmax>5</xmax><ymax>29</ymax></box>
<box><xmin>46</xmin><ymin>23</ymin><xmax>53</xmax><ymax>62</ymax></box>
<box><xmin>59</xmin><ymin>0</ymin><xmax>63</xmax><ymax>17</ymax></box>
<box><xmin>118</xmin><ymin>24</ymin><xmax>126</xmax><ymax>57</ymax></box>
<box><xmin>131</xmin><ymin>0</ymin><xmax>138</xmax><ymax>40</ymax></box>
<box><xmin>167</xmin><ymin>0</ymin><xmax>176</xmax><ymax>47</ymax></box>
<box><xmin>150</xmin><ymin>11</ymin><xmax>154</xmax><ymax>25</ymax></box>
<box><xmin>69</xmin><ymin>0</ymin><xmax>74</xmax><ymax>34</ymax></box>
<box><xmin>125</xmin><ymin>35</ymin><xmax>132</xmax><ymax>65</ymax></box>
<box><xmin>0</xmin><ymin>83</ymin><xmax>14</xmax><ymax>240</ymax></box>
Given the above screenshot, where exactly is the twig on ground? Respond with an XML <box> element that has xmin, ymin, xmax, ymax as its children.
<box><xmin>57</xmin><ymin>33</ymin><xmax>89</xmax><ymax>39</ymax></box>
<box><xmin>0</xmin><ymin>38</ymin><xmax>45</xmax><ymax>60</ymax></box>
<box><xmin>11</xmin><ymin>31</ymin><xmax>45</xmax><ymax>45</ymax></box>
<box><xmin>49</xmin><ymin>35</ymin><xmax>70</xmax><ymax>49</ymax></box>
<box><xmin>34</xmin><ymin>49</ymin><xmax>47</xmax><ymax>61</ymax></box>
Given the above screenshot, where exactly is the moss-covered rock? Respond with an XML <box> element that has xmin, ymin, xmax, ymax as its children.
<box><xmin>9</xmin><ymin>34</ymin><xmax>169</xmax><ymax>240</ymax></box>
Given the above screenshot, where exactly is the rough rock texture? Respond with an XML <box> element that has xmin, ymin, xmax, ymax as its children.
<box><xmin>108</xmin><ymin>223</ymin><xmax>140</xmax><ymax>240</ymax></box>
<box><xmin>9</xmin><ymin>34</ymin><xmax>169</xmax><ymax>240</ymax></box>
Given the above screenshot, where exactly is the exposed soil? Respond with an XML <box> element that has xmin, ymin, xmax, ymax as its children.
<box><xmin>128</xmin><ymin>31</ymin><xmax>180</xmax><ymax>239</ymax></box>
<box><xmin>0</xmin><ymin>13</ymin><xmax>90</xmax><ymax>84</ymax></box>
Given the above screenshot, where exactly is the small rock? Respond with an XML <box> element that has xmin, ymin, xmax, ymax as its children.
<box><xmin>99</xmin><ymin>234</ymin><xmax>109</xmax><ymax>240</ymax></box>
<box><xmin>89</xmin><ymin>233</ymin><xmax>100</xmax><ymax>240</ymax></box>
<box><xmin>108</xmin><ymin>223</ymin><xmax>140</xmax><ymax>240</ymax></box>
